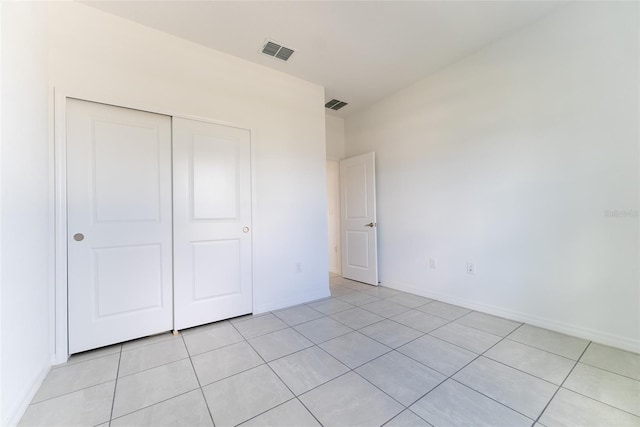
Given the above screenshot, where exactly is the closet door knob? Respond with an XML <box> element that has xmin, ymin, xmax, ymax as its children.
<box><xmin>243</xmin><ymin>227</ymin><xmax>250</xmax><ymax>233</ymax></box>
<box><xmin>73</xmin><ymin>233</ymin><xmax>85</xmax><ymax>241</ymax></box>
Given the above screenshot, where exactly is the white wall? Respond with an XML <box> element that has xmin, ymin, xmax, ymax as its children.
<box><xmin>326</xmin><ymin>114</ymin><xmax>346</xmax><ymax>161</ymax></box>
<box><xmin>48</xmin><ymin>2</ymin><xmax>329</xmax><ymax>315</ymax></box>
<box><xmin>346</xmin><ymin>2</ymin><xmax>639</xmax><ymax>351</ymax></box>
<box><xmin>1</xmin><ymin>2</ymin><xmax>52</xmax><ymax>425</ymax></box>
<box><xmin>327</xmin><ymin>161</ymin><xmax>341</xmax><ymax>274</ymax></box>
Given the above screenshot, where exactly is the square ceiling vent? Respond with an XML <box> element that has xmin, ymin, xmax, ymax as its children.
<box><xmin>261</xmin><ymin>39</ymin><xmax>295</xmax><ymax>61</ymax></box>
<box><xmin>325</xmin><ymin>99</ymin><xmax>348</xmax><ymax>111</ymax></box>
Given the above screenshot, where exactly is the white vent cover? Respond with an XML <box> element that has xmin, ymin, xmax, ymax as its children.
<box><xmin>261</xmin><ymin>39</ymin><xmax>295</xmax><ymax>61</ymax></box>
<box><xmin>325</xmin><ymin>99</ymin><xmax>348</xmax><ymax>111</ymax></box>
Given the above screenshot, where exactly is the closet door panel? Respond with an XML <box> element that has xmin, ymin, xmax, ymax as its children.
<box><xmin>67</xmin><ymin>99</ymin><xmax>173</xmax><ymax>354</ymax></box>
<box><xmin>173</xmin><ymin>117</ymin><xmax>252</xmax><ymax>330</ymax></box>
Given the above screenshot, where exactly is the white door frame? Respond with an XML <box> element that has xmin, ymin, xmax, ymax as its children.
<box><xmin>52</xmin><ymin>88</ymin><xmax>254</xmax><ymax>364</ymax></box>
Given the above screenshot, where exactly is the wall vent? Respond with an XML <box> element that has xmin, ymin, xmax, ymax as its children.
<box><xmin>261</xmin><ymin>40</ymin><xmax>295</xmax><ymax>61</ymax></box>
<box><xmin>325</xmin><ymin>99</ymin><xmax>348</xmax><ymax>111</ymax></box>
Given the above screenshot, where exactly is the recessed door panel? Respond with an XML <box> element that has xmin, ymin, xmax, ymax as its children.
<box><xmin>192</xmin><ymin>134</ymin><xmax>239</xmax><ymax>220</ymax></box>
<box><xmin>192</xmin><ymin>240</ymin><xmax>241</xmax><ymax>300</ymax></box>
<box><xmin>173</xmin><ymin>117</ymin><xmax>252</xmax><ymax>330</ymax></box>
<box><xmin>345</xmin><ymin>162</ymin><xmax>368</xmax><ymax>220</ymax></box>
<box><xmin>94</xmin><ymin>244</ymin><xmax>163</xmax><ymax>317</ymax></box>
<box><xmin>93</xmin><ymin>121</ymin><xmax>161</xmax><ymax>222</ymax></box>
<box><xmin>67</xmin><ymin>99</ymin><xmax>173</xmax><ymax>354</ymax></box>
<box><xmin>345</xmin><ymin>231</ymin><xmax>369</xmax><ymax>269</ymax></box>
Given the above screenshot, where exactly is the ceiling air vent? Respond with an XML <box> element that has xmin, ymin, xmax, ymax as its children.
<box><xmin>261</xmin><ymin>39</ymin><xmax>295</xmax><ymax>61</ymax></box>
<box><xmin>325</xmin><ymin>99</ymin><xmax>348</xmax><ymax>111</ymax></box>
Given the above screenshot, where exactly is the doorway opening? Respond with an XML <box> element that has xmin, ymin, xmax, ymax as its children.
<box><xmin>327</xmin><ymin>160</ymin><xmax>342</xmax><ymax>276</ymax></box>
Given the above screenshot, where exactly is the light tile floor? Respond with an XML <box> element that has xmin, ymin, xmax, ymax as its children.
<box><xmin>19</xmin><ymin>276</ymin><xmax>640</xmax><ymax>426</ymax></box>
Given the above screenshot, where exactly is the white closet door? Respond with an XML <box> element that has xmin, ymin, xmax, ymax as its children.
<box><xmin>67</xmin><ymin>99</ymin><xmax>173</xmax><ymax>354</ymax></box>
<box><xmin>172</xmin><ymin>117</ymin><xmax>253</xmax><ymax>330</ymax></box>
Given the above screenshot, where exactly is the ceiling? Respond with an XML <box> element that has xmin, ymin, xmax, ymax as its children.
<box><xmin>84</xmin><ymin>1</ymin><xmax>564</xmax><ymax>117</ymax></box>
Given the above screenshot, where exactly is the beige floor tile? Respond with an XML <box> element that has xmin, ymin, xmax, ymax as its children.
<box><xmin>564</xmin><ymin>363</ymin><xmax>640</xmax><ymax>416</ymax></box>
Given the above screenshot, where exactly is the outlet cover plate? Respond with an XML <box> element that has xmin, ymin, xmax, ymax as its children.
<box><xmin>466</xmin><ymin>263</ymin><xmax>475</xmax><ymax>274</ymax></box>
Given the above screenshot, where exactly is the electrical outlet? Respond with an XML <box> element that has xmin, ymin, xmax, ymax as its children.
<box><xmin>429</xmin><ymin>257</ymin><xmax>437</xmax><ymax>269</ymax></box>
<box><xmin>466</xmin><ymin>262</ymin><xmax>475</xmax><ymax>275</ymax></box>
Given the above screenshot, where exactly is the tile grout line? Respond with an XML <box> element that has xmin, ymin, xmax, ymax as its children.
<box><xmin>233</xmin><ymin>397</ymin><xmax>307</xmax><ymax>427</ymax></box>
<box><xmin>180</xmin><ymin>323</ymin><xmax>246</xmax><ymax>357</ymax></box>
<box><xmin>184</xmin><ymin>339</ymin><xmax>245</xmax><ymax>358</ymax></box>
<box><xmin>348</xmin><ymin>350</ymin><xmax>414</xmax><ymax>414</ymax></box>
<box><xmin>533</xmin><ymin>341</ymin><xmax>593</xmax><ymax>425</ymax></box>
<box><xmin>108</xmin><ymin>388</ymin><xmax>201</xmax><ymax>424</ymax></box>
<box><xmin>492</xmin><ymin>337</ymin><xmax>581</xmax><ymax>361</ymax></box>
<box><xmin>569</xmin><ymin>359</ymin><xmax>640</xmax><ymax>383</ymax></box>
<box><xmin>107</xmin><ymin>344</ymin><xmax>124</xmax><ymax>426</ymax></box>
<box><xmin>505</xmin><ymin>336</ymin><xmax>588</xmax><ymax>361</ymax></box>
<box><xmin>294</xmin><ymin>396</ymin><xmax>326</xmax><ymax>427</ymax></box>
<box><xmin>193</xmin><ymin>330</ymin><xmax>353</xmax><ymax>390</ymax></box>
<box><xmin>116</xmin><ymin>356</ymin><xmax>191</xmax><ymax>380</ymax></box>
<box><xmin>28</xmin><ymin>378</ymin><xmax>117</xmax><ymax>406</ymax></box>
<box><xmin>103</xmin><ymin>339</ymin><xmax>201</xmax><ymax>422</ymax></box>
<box><xmin>272</xmin><ymin>307</ymin><xmax>325</xmax><ymax>326</ymax></box>
<box><xmin>293</xmin><ymin>324</ymin><xmax>355</xmax><ymax>345</ymax></box>
<box><xmin>452</xmin><ymin>318</ymin><xmax>522</xmax><ymax>337</ymax></box>
<box><xmin>297</xmin><ymin>294</ymin><xmax>444</xmax><ymax>424</ymax></box>
<box><xmin>429</xmin><ymin>324</ymin><xmax>574</xmax><ymax>389</ymax></box>
<box><xmin>286</xmin><ymin>316</ymin><xmax>417</xmax><ymax>422</ymax></box>
<box><xmin>296</xmin><ymin>369</ymin><xmax>356</xmax><ymax>417</ymax></box>
<box><xmin>460</xmin><ymin>329</ymin><xmax>544</xmax><ymax>420</ymax></box>
<box><xmin>315</xmin><ymin>299</ymin><xmax>466</xmax><ymax>381</ymax></box>
<box><xmin>236</xmin><ymin>326</ymin><xmax>291</xmax><ymax>341</ymax></box>
<box><xmin>52</xmin><ymin>346</ymin><xmax>122</xmax><ymax>369</ymax></box>
<box><xmin>234</xmin><ymin>309</ymin><xmax>415</xmax><ymax>425</ymax></box>
<box><xmin>450</xmin><ymin>378</ymin><xmax>537</xmax><ymax>423</ymax></box>
<box><xmin>329</xmin><ymin>315</ymin><xmax>391</xmax><ymax>333</ymax></box>
<box><xmin>449</xmin><ymin>320</ymin><xmax>593</xmax><ymax>421</ymax></box>
<box><xmin>545</xmin><ymin>386</ymin><xmax>640</xmax><ymax>419</ymax></box>
<box><xmin>227</xmin><ymin>321</ymin><xmax>326</xmax><ymax>427</ymax></box>
<box><xmin>356</xmin><ymin>298</ymin><xmax>463</xmax><ymax>324</ymax></box>
<box><xmin>400</xmin><ymin>322</ymin><xmax>534</xmax><ymax>423</ymax></box>
<box><xmin>389</xmin><ymin>316</ymin><xmax>471</xmax><ymax>363</ymax></box>
<box><xmin>181</xmin><ymin>333</ymin><xmax>217</xmax><ymax>427</ymax></box>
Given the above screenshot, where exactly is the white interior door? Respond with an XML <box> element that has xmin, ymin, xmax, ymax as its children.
<box><xmin>67</xmin><ymin>99</ymin><xmax>173</xmax><ymax>354</ymax></box>
<box><xmin>172</xmin><ymin>117</ymin><xmax>253</xmax><ymax>330</ymax></box>
<box><xmin>340</xmin><ymin>152</ymin><xmax>378</xmax><ymax>285</ymax></box>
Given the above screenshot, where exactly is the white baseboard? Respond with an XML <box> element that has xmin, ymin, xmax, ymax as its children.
<box><xmin>382</xmin><ymin>280</ymin><xmax>640</xmax><ymax>354</ymax></box>
<box><xmin>253</xmin><ymin>287</ymin><xmax>331</xmax><ymax>314</ymax></box>
<box><xmin>4</xmin><ymin>362</ymin><xmax>51</xmax><ymax>427</ymax></box>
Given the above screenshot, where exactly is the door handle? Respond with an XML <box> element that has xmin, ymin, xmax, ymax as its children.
<box><xmin>365</xmin><ymin>223</ymin><xmax>375</xmax><ymax>228</ymax></box>
<box><xmin>243</xmin><ymin>226</ymin><xmax>250</xmax><ymax>233</ymax></box>
<box><xmin>73</xmin><ymin>233</ymin><xmax>85</xmax><ymax>241</ymax></box>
